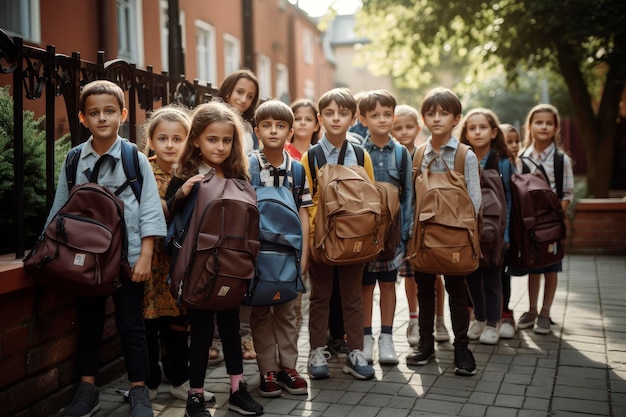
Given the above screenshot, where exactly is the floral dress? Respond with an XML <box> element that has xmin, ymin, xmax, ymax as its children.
<box><xmin>143</xmin><ymin>158</ymin><xmax>184</xmax><ymax>319</ymax></box>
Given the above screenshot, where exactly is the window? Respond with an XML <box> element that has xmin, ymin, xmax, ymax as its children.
<box><xmin>223</xmin><ymin>34</ymin><xmax>241</xmax><ymax>77</ymax></box>
<box><xmin>196</xmin><ymin>20</ymin><xmax>217</xmax><ymax>84</ymax></box>
<box><xmin>304</xmin><ymin>79</ymin><xmax>315</xmax><ymax>101</ymax></box>
<box><xmin>0</xmin><ymin>0</ymin><xmax>40</xmax><ymax>42</ymax></box>
<box><xmin>117</xmin><ymin>0</ymin><xmax>144</xmax><ymax>65</ymax></box>
<box><xmin>275</xmin><ymin>63</ymin><xmax>289</xmax><ymax>103</ymax></box>
<box><xmin>257</xmin><ymin>54</ymin><xmax>272</xmax><ymax>99</ymax></box>
<box><xmin>303</xmin><ymin>28</ymin><xmax>313</xmax><ymax>65</ymax></box>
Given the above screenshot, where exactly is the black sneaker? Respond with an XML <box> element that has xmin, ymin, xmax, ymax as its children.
<box><xmin>454</xmin><ymin>345</ymin><xmax>477</xmax><ymax>376</ymax></box>
<box><xmin>127</xmin><ymin>385</ymin><xmax>154</xmax><ymax>417</ymax></box>
<box><xmin>228</xmin><ymin>381</ymin><xmax>264</xmax><ymax>416</ymax></box>
<box><xmin>406</xmin><ymin>339</ymin><xmax>435</xmax><ymax>366</ymax></box>
<box><xmin>63</xmin><ymin>382</ymin><xmax>100</xmax><ymax>417</ymax></box>
<box><xmin>185</xmin><ymin>393</ymin><xmax>212</xmax><ymax>417</ymax></box>
<box><xmin>326</xmin><ymin>337</ymin><xmax>349</xmax><ymax>359</ymax></box>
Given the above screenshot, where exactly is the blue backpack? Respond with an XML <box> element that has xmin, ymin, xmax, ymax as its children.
<box><xmin>244</xmin><ymin>152</ymin><xmax>305</xmax><ymax>306</ymax></box>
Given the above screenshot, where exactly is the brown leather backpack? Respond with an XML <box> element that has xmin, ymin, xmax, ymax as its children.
<box><xmin>168</xmin><ymin>172</ymin><xmax>260</xmax><ymax>310</ymax></box>
<box><xmin>406</xmin><ymin>144</ymin><xmax>480</xmax><ymax>275</ymax></box>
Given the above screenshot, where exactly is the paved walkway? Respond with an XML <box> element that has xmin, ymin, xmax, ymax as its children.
<box><xmin>93</xmin><ymin>254</ymin><xmax>626</xmax><ymax>417</ymax></box>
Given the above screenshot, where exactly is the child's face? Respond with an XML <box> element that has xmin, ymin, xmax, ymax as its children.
<box><xmin>529</xmin><ymin>111</ymin><xmax>557</xmax><ymax>147</ymax></box>
<box><xmin>464</xmin><ymin>113</ymin><xmax>497</xmax><ymax>151</ymax></box>
<box><xmin>422</xmin><ymin>105</ymin><xmax>460</xmax><ymax>138</ymax></box>
<box><xmin>150</xmin><ymin>120</ymin><xmax>187</xmax><ymax>168</ymax></box>
<box><xmin>505</xmin><ymin>130</ymin><xmax>520</xmax><ymax>155</ymax></box>
<box><xmin>318</xmin><ymin>100</ymin><xmax>355</xmax><ymax>138</ymax></box>
<box><xmin>293</xmin><ymin>106</ymin><xmax>318</xmax><ymax>142</ymax></box>
<box><xmin>360</xmin><ymin>103</ymin><xmax>394</xmax><ymax>138</ymax></box>
<box><xmin>228</xmin><ymin>78</ymin><xmax>257</xmax><ymax>115</ymax></box>
<box><xmin>193</xmin><ymin>121</ymin><xmax>234</xmax><ymax>169</ymax></box>
<box><xmin>255</xmin><ymin>118</ymin><xmax>293</xmax><ymax>151</ymax></box>
<box><xmin>392</xmin><ymin>115</ymin><xmax>420</xmax><ymax>148</ymax></box>
<box><xmin>79</xmin><ymin>94</ymin><xmax>127</xmax><ymax>141</ymax></box>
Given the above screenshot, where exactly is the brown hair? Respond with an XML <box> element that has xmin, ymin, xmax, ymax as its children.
<box><xmin>254</xmin><ymin>100</ymin><xmax>294</xmax><ymax>128</ymax></box>
<box><xmin>218</xmin><ymin>69</ymin><xmax>260</xmax><ymax>123</ymax></box>
<box><xmin>79</xmin><ymin>80</ymin><xmax>125</xmax><ymax>114</ymax></box>
<box><xmin>358</xmin><ymin>89</ymin><xmax>397</xmax><ymax>115</ymax></box>
<box><xmin>420</xmin><ymin>87</ymin><xmax>462</xmax><ymax>117</ymax></box>
<box><xmin>176</xmin><ymin>101</ymin><xmax>249</xmax><ymax>181</ymax></box>
<box><xmin>459</xmin><ymin>108</ymin><xmax>513</xmax><ymax>161</ymax></box>
<box><xmin>523</xmin><ymin>103</ymin><xmax>562</xmax><ymax>149</ymax></box>
<box><xmin>290</xmin><ymin>98</ymin><xmax>320</xmax><ymax>144</ymax></box>
<box><xmin>317</xmin><ymin>88</ymin><xmax>357</xmax><ymax>117</ymax></box>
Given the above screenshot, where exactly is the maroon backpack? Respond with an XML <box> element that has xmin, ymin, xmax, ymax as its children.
<box><xmin>509</xmin><ymin>155</ymin><xmax>566</xmax><ymax>270</ymax></box>
<box><xmin>168</xmin><ymin>172</ymin><xmax>260</xmax><ymax>311</ymax></box>
<box><xmin>479</xmin><ymin>153</ymin><xmax>507</xmax><ymax>268</ymax></box>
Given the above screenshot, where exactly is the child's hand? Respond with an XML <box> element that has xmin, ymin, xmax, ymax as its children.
<box><xmin>131</xmin><ymin>254</ymin><xmax>152</xmax><ymax>282</ymax></box>
<box><xmin>181</xmin><ymin>174</ymin><xmax>205</xmax><ymax>197</ymax></box>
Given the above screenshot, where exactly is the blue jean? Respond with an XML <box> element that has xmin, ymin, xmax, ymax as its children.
<box><xmin>76</xmin><ymin>280</ymin><xmax>149</xmax><ymax>382</ymax></box>
<box><xmin>467</xmin><ymin>265</ymin><xmax>503</xmax><ymax>324</ymax></box>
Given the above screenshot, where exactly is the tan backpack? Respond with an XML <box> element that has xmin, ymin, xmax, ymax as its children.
<box><xmin>308</xmin><ymin>142</ymin><xmax>382</xmax><ymax>265</ymax></box>
<box><xmin>406</xmin><ymin>143</ymin><xmax>480</xmax><ymax>275</ymax></box>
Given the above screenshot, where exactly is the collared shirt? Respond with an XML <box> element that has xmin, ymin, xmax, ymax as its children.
<box><xmin>46</xmin><ymin>136</ymin><xmax>167</xmax><ymax>266</ymax></box>
<box><xmin>419</xmin><ymin>136</ymin><xmax>482</xmax><ymax>213</ymax></box>
<box><xmin>521</xmin><ymin>142</ymin><xmax>574</xmax><ymax>202</ymax></box>
<box><xmin>251</xmin><ymin>150</ymin><xmax>313</xmax><ymax>208</ymax></box>
<box><xmin>361</xmin><ymin>135</ymin><xmax>414</xmax><ymax>272</ymax></box>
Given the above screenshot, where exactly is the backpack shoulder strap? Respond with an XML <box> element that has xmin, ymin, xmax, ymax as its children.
<box><xmin>65</xmin><ymin>143</ymin><xmax>85</xmax><ymax>192</ymax></box>
<box><xmin>393</xmin><ymin>142</ymin><xmax>408</xmax><ymax>193</ymax></box>
<box><xmin>350</xmin><ymin>142</ymin><xmax>365</xmax><ymax>166</ymax></box>
<box><xmin>554</xmin><ymin>150</ymin><xmax>564</xmax><ymax>199</ymax></box>
<box><xmin>248</xmin><ymin>152</ymin><xmax>262</xmax><ymax>186</ymax></box>
<box><xmin>308</xmin><ymin>144</ymin><xmax>326</xmax><ymax>195</ymax></box>
<box><xmin>454</xmin><ymin>143</ymin><xmax>469</xmax><ymax>174</ymax></box>
<box><xmin>118</xmin><ymin>140</ymin><xmax>143</xmax><ymax>202</ymax></box>
<box><xmin>289</xmin><ymin>160</ymin><xmax>305</xmax><ymax>210</ymax></box>
<box><xmin>413</xmin><ymin>143</ymin><xmax>427</xmax><ymax>175</ymax></box>
<box><xmin>484</xmin><ymin>150</ymin><xmax>500</xmax><ymax>171</ymax></box>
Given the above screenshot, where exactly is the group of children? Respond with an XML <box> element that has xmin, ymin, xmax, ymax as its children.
<box><xmin>49</xmin><ymin>71</ymin><xmax>573</xmax><ymax>417</ymax></box>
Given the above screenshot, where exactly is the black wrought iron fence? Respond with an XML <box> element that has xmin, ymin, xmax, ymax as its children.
<box><xmin>0</xmin><ymin>29</ymin><xmax>218</xmax><ymax>258</ymax></box>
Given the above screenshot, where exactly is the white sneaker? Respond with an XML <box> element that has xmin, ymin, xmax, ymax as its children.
<box><xmin>407</xmin><ymin>320</ymin><xmax>419</xmax><ymax>346</ymax></box>
<box><xmin>362</xmin><ymin>334</ymin><xmax>375</xmax><ymax>363</ymax></box>
<box><xmin>170</xmin><ymin>380</ymin><xmax>215</xmax><ymax>402</ymax></box>
<box><xmin>499</xmin><ymin>319</ymin><xmax>516</xmax><ymax>339</ymax></box>
<box><xmin>478</xmin><ymin>325</ymin><xmax>500</xmax><ymax>345</ymax></box>
<box><xmin>435</xmin><ymin>320</ymin><xmax>450</xmax><ymax>342</ymax></box>
<box><xmin>377</xmin><ymin>333</ymin><xmax>399</xmax><ymax>365</ymax></box>
<box><xmin>468</xmin><ymin>320</ymin><xmax>486</xmax><ymax>340</ymax></box>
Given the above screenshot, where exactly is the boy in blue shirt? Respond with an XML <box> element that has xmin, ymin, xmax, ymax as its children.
<box><xmin>358</xmin><ymin>90</ymin><xmax>413</xmax><ymax>365</ymax></box>
<box><xmin>46</xmin><ymin>80</ymin><xmax>167</xmax><ymax>417</ymax></box>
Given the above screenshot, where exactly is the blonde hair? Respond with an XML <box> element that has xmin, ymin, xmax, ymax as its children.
<box><xmin>141</xmin><ymin>104</ymin><xmax>191</xmax><ymax>154</ymax></box>
<box><xmin>394</xmin><ymin>104</ymin><xmax>420</xmax><ymax>125</ymax></box>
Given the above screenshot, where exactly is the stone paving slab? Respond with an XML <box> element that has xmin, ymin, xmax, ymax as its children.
<box><xmin>67</xmin><ymin>255</ymin><xmax>626</xmax><ymax>416</ymax></box>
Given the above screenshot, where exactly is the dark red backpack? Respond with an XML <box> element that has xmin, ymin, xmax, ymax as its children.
<box><xmin>509</xmin><ymin>153</ymin><xmax>566</xmax><ymax>270</ymax></box>
<box><xmin>479</xmin><ymin>152</ymin><xmax>508</xmax><ymax>268</ymax></box>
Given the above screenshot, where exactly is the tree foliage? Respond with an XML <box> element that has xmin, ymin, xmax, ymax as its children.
<box><xmin>358</xmin><ymin>0</ymin><xmax>626</xmax><ymax>197</ymax></box>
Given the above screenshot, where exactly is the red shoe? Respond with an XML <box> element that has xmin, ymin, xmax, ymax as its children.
<box><xmin>277</xmin><ymin>368</ymin><xmax>308</xmax><ymax>395</ymax></box>
<box><xmin>258</xmin><ymin>371</ymin><xmax>282</xmax><ymax>398</ymax></box>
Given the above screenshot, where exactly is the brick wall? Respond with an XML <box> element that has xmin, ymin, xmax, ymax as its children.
<box><xmin>566</xmin><ymin>198</ymin><xmax>626</xmax><ymax>255</ymax></box>
<box><xmin>0</xmin><ymin>264</ymin><xmax>124</xmax><ymax>417</ymax></box>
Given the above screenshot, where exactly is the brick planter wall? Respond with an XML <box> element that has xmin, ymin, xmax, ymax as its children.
<box><xmin>0</xmin><ymin>261</ymin><xmax>124</xmax><ymax>417</ymax></box>
<box><xmin>566</xmin><ymin>198</ymin><xmax>626</xmax><ymax>255</ymax></box>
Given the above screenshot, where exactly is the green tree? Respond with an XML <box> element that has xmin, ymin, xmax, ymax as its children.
<box><xmin>359</xmin><ymin>0</ymin><xmax>626</xmax><ymax>197</ymax></box>
<box><xmin>0</xmin><ymin>85</ymin><xmax>47</xmax><ymax>253</ymax></box>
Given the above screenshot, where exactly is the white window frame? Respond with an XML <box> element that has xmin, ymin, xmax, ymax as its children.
<box><xmin>257</xmin><ymin>54</ymin><xmax>272</xmax><ymax>100</ymax></box>
<box><xmin>275</xmin><ymin>63</ymin><xmax>289</xmax><ymax>103</ymax></box>
<box><xmin>195</xmin><ymin>20</ymin><xmax>217</xmax><ymax>85</ymax></box>
<box><xmin>303</xmin><ymin>28</ymin><xmax>313</xmax><ymax>65</ymax></box>
<box><xmin>117</xmin><ymin>0</ymin><xmax>144</xmax><ymax>66</ymax></box>
<box><xmin>223</xmin><ymin>33</ymin><xmax>241</xmax><ymax>77</ymax></box>
<box><xmin>0</xmin><ymin>0</ymin><xmax>41</xmax><ymax>42</ymax></box>
<box><xmin>304</xmin><ymin>79</ymin><xmax>315</xmax><ymax>101</ymax></box>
